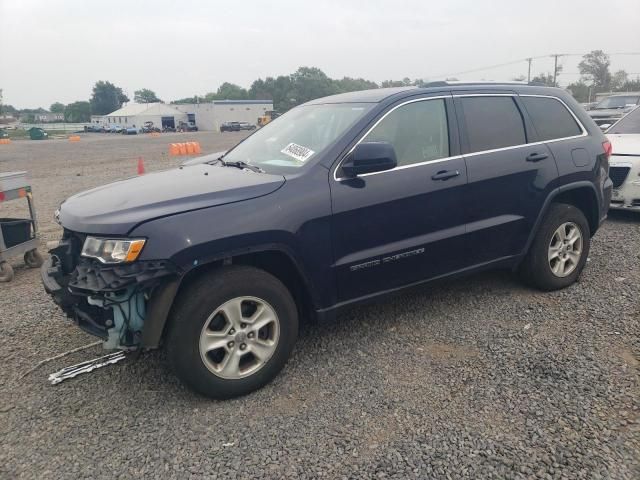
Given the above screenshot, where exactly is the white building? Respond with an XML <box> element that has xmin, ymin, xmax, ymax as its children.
<box><xmin>173</xmin><ymin>100</ymin><xmax>274</xmax><ymax>131</ymax></box>
<box><xmin>103</xmin><ymin>103</ymin><xmax>188</xmax><ymax>129</ymax></box>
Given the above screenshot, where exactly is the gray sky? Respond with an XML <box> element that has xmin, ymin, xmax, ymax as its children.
<box><xmin>2</xmin><ymin>0</ymin><xmax>639</xmax><ymax>108</ymax></box>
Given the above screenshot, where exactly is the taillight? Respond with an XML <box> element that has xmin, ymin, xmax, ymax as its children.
<box><xmin>602</xmin><ymin>140</ymin><xmax>612</xmax><ymax>159</ymax></box>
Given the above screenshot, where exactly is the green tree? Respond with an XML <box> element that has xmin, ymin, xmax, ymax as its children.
<box><xmin>531</xmin><ymin>73</ymin><xmax>556</xmax><ymax>87</ymax></box>
<box><xmin>64</xmin><ymin>101</ymin><xmax>91</xmax><ymax>122</ymax></box>
<box><xmin>203</xmin><ymin>83</ymin><xmax>248</xmax><ymax>101</ymax></box>
<box><xmin>578</xmin><ymin>50</ymin><xmax>611</xmax><ymax>91</ymax></box>
<box><xmin>134</xmin><ymin>88</ymin><xmax>161</xmax><ymax>103</ymax></box>
<box><xmin>566</xmin><ymin>81</ymin><xmax>591</xmax><ymax>103</ymax></box>
<box><xmin>381</xmin><ymin>80</ymin><xmax>405</xmax><ymax>88</ymax></box>
<box><xmin>611</xmin><ymin>70</ymin><xmax>629</xmax><ymax>91</ymax></box>
<box><xmin>288</xmin><ymin>67</ymin><xmax>339</xmax><ymax>106</ymax></box>
<box><xmin>170</xmin><ymin>96</ymin><xmax>198</xmax><ymax>104</ymax></box>
<box><xmin>334</xmin><ymin>77</ymin><xmax>378</xmax><ymax>92</ymax></box>
<box><xmin>50</xmin><ymin>102</ymin><xmax>65</xmax><ymax>113</ymax></box>
<box><xmin>620</xmin><ymin>77</ymin><xmax>640</xmax><ymax>92</ymax></box>
<box><xmin>90</xmin><ymin>81</ymin><xmax>129</xmax><ymax>115</ymax></box>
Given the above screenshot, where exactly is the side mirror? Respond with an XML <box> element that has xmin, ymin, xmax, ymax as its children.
<box><xmin>599</xmin><ymin>124</ymin><xmax>611</xmax><ymax>131</ymax></box>
<box><xmin>342</xmin><ymin>142</ymin><xmax>397</xmax><ymax>177</ymax></box>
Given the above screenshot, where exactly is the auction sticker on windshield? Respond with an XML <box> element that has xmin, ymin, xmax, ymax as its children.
<box><xmin>281</xmin><ymin>143</ymin><xmax>315</xmax><ymax>162</ymax></box>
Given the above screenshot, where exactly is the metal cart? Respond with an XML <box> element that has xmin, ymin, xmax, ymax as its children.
<box><xmin>0</xmin><ymin>171</ymin><xmax>43</xmax><ymax>282</ymax></box>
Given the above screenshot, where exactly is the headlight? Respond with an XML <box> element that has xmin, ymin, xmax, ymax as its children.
<box><xmin>81</xmin><ymin>237</ymin><xmax>146</xmax><ymax>264</ymax></box>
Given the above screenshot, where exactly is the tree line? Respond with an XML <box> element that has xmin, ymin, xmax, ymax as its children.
<box><xmin>2</xmin><ymin>51</ymin><xmax>639</xmax><ymax>123</ymax></box>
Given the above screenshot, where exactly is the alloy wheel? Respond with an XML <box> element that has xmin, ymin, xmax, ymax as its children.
<box><xmin>199</xmin><ymin>296</ymin><xmax>280</xmax><ymax>379</ymax></box>
<box><xmin>548</xmin><ymin>222</ymin><xmax>583</xmax><ymax>278</ymax></box>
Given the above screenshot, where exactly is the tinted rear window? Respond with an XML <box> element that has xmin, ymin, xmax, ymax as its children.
<box><xmin>461</xmin><ymin>96</ymin><xmax>526</xmax><ymax>153</ymax></box>
<box><xmin>520</xmin><ymin>96</ymin><xmax>582</xmax><ymax>141</ymax></box>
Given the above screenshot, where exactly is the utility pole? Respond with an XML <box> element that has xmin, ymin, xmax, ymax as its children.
<box><xmin>551</xmin><ymin>54</ymin><xmax>561</xmax><ymax>87</ymax></box>
<box><xmin>527</xmin><ymin>58</ymin><xmax>532</xmax><ymax>83</ymax></box>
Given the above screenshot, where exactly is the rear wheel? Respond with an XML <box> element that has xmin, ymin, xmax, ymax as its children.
<box><xmin>166</xmin><ymin>266</ymin><xmax>298</xmax><ymax>399</ymax></box>
<box><xmin>519</xmin><ymin>203</ymin><xmax>590</xmax><ymax>291</ymax></box>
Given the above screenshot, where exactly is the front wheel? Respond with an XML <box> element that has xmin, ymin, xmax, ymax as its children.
<box><xmin>519</xmin><ymin>203</ymin><xmax>591</xmax><ymax>291</ymax></box>
<box><xmin>166</xmin><ymin>266</ymin><xmax>298</xmax><ymax>399</ymax></box>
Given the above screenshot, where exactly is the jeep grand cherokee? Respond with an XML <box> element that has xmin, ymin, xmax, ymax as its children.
<box><xmin>42</xmin><ymin>82</ymin><xmax>613</xmax><ymax>398</ymax></box>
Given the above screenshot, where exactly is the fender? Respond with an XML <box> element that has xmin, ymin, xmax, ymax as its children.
<box><xmin>141</xmin><ymin>242</ymin><xmax>318</xmax><ymax>348</ymax></box>
<box><xmin>518</xmin><ymin>181</ymin><xmax>601</xmax><ymax>265</ymax></box>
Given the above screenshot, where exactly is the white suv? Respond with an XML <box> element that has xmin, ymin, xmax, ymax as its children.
<box><xmin>606</xmin><ymin>107</ymin><xmax>640</xmax><ymax>212</ymax></box>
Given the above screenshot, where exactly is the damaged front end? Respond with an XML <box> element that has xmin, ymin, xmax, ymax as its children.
<box><xmin>42</xmin><ymin>230</ymin><xmax>180</xmax><ymax>350</ymax></box>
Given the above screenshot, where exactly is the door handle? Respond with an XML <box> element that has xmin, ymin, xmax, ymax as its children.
<box><xmin>431</xmin><ymin>170</ymin><xmax>460</xmax><ymax>181</ymax></box>
<box><xmin>526</xmin><ymin>152</ymin><xmax>548</xmax><ymax>162</ymax></box>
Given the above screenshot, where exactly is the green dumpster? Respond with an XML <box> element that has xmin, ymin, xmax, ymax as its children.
<box><xmin>0</xmin><ymin>129</ymin><xmax>8</xmax><ymax>139</ymax></box>
<box><xmin>28</xmin><ymin>127</ymin><xmax>48</xmax><ymax>140</ymax></box>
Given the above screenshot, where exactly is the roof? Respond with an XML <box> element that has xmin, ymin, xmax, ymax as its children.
<box><xmin>174</xmin><ymin>100</ymin><xmax>274</xmax><ymax>106</ymax></box>
<box><xmin>105</xmin><ymin>103</ymin><xmax>185</xmax><ymax>117</ymax></box>
<box><xmin>308</xmin><ymin>87</ymin><xmax>417</xmax><ymax>104</ymax></box>
<box><xmin>306</xmin><ymin>83</ymin><xmax>568</xmax><ymax>105</ymax></box>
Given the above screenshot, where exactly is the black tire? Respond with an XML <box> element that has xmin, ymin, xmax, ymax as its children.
<box><xmin>24</xmin><ymin>249</ymin><xmax>44</xmax><ymax>268</ymax></box>
<box><xmin>166</xmin><ymin>265</ymin><xmax>298</xmax><ymax>399</ymax></box>
<box><xmin>519</xmin><ymin>203</ymin><xmax>590</xmax><ymax>291</ymax></box>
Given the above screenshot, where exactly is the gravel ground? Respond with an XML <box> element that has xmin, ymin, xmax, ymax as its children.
<box><xmin>0</xmin><ymin>134</ymin><xmax>638</xmax><ymax>479</ymax></box>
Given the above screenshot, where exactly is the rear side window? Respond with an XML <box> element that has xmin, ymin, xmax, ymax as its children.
<box><xmin>364</xmin><ymin>99</ymin><xmax>449</xmax><ymax>166</ymax></box>
<box><xmin>520</xmin><ymin>96</ymin><xmax>582</xmax><ymax>141</ymax></box>
<box><xmin>461</xmin><ymin>96</ymin><xmax>526</xmax><ymax>152</ymax></box>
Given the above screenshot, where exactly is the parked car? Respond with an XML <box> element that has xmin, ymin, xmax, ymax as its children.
<box><xmin>220</xmin><ymin>121</ymin><xmax>241</xmax><ymax>132</ymax></box>
<box><xmin>162</xmin><ymin>126</ymin><xmax>176</xmax><ymax>133</ymax></box>
<box><xmin>42</xmin><ymin>83</ymin><xmax>612</xmax><ymax>399</ymax></box>
<box><xmin>605</xmin><ymin>106</ymin><xmax>640</xmax><ymax>211</ymax></box>
<box><xmin>178</xmin><ymin>121</ymin><xmax>198</xmax><ymax>132</ymax></box>
<box><xmin>122</xmin><ymin>126</ymin><xmax>138</xmax><ymax>135</ymax></box>
<box><xmin>588</xmin><ymin>94</ymin><xmax>640</xmax><ymax>129</ymax></box>
<box><xmin>108</xmin><ymin>124</ymin><xmax>123</xmax><ymax>133</ymax></box>
<box><xmin>140</xmin><ymin>121</ymin><xmax>161</xmax><ymax>134</ymax></box>
<box><xmin>84</xmin><ymin>124</ymin><xmax>103</xmax><ymax>133</ymax></box>
<box><xmin>0</xmin><ymin>128</ymin><xmax>8</xmax><ymax>139</ymax></box>
<box><xmin>238</xmin><ymin>122</ymin><xmax>257</xmax><ymax>131</ymax></box>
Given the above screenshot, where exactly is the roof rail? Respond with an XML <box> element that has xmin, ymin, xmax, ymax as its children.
<box><xmin>422</xmin><ymin>80</ymin><xmax>531</xmax><ymax>87</ymax></box>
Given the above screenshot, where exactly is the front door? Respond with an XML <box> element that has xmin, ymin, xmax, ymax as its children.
<box><xmin>330</xmin><ymin>96</ymin><xmax>469</xmax><ymax>303</ymax></box>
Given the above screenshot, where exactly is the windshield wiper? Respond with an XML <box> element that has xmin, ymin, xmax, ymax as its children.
<box><xmin>220</xmin><ymin>160</ymin><xmax>264</xmax><ymax>173</ymax></box>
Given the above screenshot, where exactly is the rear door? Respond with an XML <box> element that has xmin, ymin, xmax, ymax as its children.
<box><xmin>454</xmin><ymin>93</ymin><xmax>557</xmax><ymax>264</ymax></box>
<box><xmin>330</xmin><ymin>95</ymin><xmax>469</xmax><ymax>303</ymax></box>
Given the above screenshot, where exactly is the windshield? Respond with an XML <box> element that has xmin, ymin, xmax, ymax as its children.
<box><xmin>607</xmin><ymin>107</ymin><xmax>640</xmax><ymax>134</ymax></box>
<box><xmin>222</xmin><ymin>103</ymin><xmax>373</xmax><ymax>173</ymax></box>
<box><xmin>595</xmin><ymin>96</ymin><xmax>639</xmax><ymax>109</ymax></box>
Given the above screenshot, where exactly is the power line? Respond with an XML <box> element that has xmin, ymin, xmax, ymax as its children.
<box><xmin>428</xmin><ymin>52</ymin><xmax>640</xmax><ymax>80</ymax></box>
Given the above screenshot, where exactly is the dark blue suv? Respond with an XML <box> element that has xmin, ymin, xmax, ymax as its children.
<box><xmin>42</xmin><ymin>83</ymin><xmax>613</xmax><ymax>398</ymax></box>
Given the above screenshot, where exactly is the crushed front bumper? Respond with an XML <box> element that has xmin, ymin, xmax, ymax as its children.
<box><xmin>42</xmin><ymin>232</ymin><xmax>180</xmax><ymax>349</ymax></box>
<box><xmin>609</xmin><ymin>160</ymin><xmax>640</xmax><ymax>212</ymax></box>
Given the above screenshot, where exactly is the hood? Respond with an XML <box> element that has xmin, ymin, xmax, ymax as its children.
<box><xmin>607</xmin><ymin>134</ymin><xmax>640</xmax><ymax>156</ymax></box>
<box><xmin>59</xmin><ymin>164</ymin><xmax>285</xmax><ymax>235</ymax></box>
<box><xmin>589</xmin><ymin>108</ymin><xmax>628</xmax><ymax>118</ymax></box>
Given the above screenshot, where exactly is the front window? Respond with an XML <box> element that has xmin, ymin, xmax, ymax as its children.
<box><xmin>607</xmin><ymin>107</ymin><xmax>640</xmax><ymax>134</ymax></box>
<box><xmin>594</xmin><ymin>96</ymin><xmax>639</xmax><ymax>110</ymax></box>
<box><xmin>363</xmin><ymin>99</ymin><xmax>450</xmax><ymax>166</ymax></box>
<box><xmin>222</xmin><ymin>103</ymin><xmax>373</xmax><ymax>173</ymax></box>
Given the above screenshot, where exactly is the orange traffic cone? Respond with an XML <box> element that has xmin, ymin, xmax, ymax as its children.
<box><xmin>193</xmin><ymin>142</ymin><xmax>202</xmax><ymax>154</ymax></box>
<box><xmin>186</xmin><ymin>142</ymin><xmax>195</xmax><ymax>155</ymax></box>
<box><xmin>169</xmin><ymin>143</ymin><xmax>180</xmax><ymax>156</ymax></box>
<box><xmin>137</xmin><ymin>157</ymin><xmax>145</xmax><ymax>175</ymax></box>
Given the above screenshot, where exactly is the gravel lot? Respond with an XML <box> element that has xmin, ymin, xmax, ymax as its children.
<box><xmin>0</xmin><ymin>133</ymin><xmax>638</xmax><ymax>479</ymax></box>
